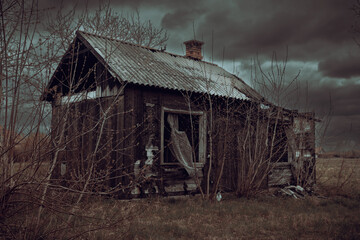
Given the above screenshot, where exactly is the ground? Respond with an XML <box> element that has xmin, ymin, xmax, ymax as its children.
<box><xmin>316</xmin><ymin>157</ymin><xmax>360</xmax><ymax>196</ymax></box>
<box><xmin>5</xmin><ymin>157</ymin><xmax>360</xmax><ymax>239</ymax></box>
<box><xmin>117</xmin><ymin>157</ymin><xmax>360</xmax><ymax>239</ymax></box>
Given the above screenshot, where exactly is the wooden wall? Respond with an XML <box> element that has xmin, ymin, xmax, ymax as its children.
<box><xmin>51</xmin><ymin>83</ymin><xmax>316</xmax><ymax>198</ymax></box>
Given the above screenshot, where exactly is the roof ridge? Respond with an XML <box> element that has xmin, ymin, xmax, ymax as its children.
<box><xmin>77</xmin><ymin>30</ymin><xmax>167</xmax><ymax>53</ymax></box>
<box><xmin>76</xmin><ymin>30</ymin><xmax>218</xmax><ymax>66</ymax></box>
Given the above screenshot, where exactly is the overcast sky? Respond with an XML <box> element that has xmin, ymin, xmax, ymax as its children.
<box><xmin>42</xmin><ymin>0</ymin><xmax>360</xmax><ymax>151</ymax></box>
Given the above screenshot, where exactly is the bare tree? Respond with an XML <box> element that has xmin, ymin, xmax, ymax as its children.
<box><xmin>250</xmin><ymin>50</ymin><xmax>301</xmax><ymax>109</ymax></box>
<box><xmin>0</xmin><ymin>1</ymin><xmax>167</xmax><ymax>238</ymax></box>
<box><xmin>42</xmin><ymin>1</ymin><xmax>168</xmax><ymax>62</ymax></box>
<box><xmin>252</xmin><ymin>52</ymin><xmax>319</xmax><ymax>188</ymax></box>
<box><xmin>82</xmin><ymin>3</ymin><xmax>168</xmax><ymax>48</ymax></box>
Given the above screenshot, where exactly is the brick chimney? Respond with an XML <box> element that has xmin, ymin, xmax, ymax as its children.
<box><xmin>184</xmin><ymin>40</ymin><xmax>204</xmax><ymax>60</ymax></box>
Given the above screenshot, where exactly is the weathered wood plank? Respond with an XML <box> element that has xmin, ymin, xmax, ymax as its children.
<box><xmin>268</xmin><ymin>163</ymin><xmax>293</xmax><ymax>186</ymax></box>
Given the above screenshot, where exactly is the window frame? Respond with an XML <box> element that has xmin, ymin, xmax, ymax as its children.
<box><xmin>160</xmin><ymin>107</ymin><xmax>206</xmax><ymax>167</ymax></box>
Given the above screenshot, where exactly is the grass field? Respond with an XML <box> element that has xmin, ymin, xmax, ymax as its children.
<box><xmin>121</xmin><ymin>195</ymin><xmax>359</xmax><ymax>239</ymax></box>
<box><xmin>6</xmin><ymin>157</ymin><xmax>360</xmax><ymax>239</ymax></box>
<box><xmin>317</xmin><ymin>157</ymin><xmax>360</xmax><ymax>196</ymax></box>
<box><xmin>72</xmin><ymin>157</ymin><xmax>360</xmax><ymax>239</ymax></box>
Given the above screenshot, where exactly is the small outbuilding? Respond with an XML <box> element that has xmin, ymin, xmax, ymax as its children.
<box><xmin>42</xmin><ymin>31</ymin><xmax>316</xmax><ymax>197</ymax></box>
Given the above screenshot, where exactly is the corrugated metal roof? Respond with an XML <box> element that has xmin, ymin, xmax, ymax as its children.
<box><xmin>75</xmin><ymin>31</ymin><xmax>264</xmax><ymax>101</ymax></box>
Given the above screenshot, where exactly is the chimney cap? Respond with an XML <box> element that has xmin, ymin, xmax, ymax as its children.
<box><xmin>183</xmin><ymin>39</ymin><xmax>204</xmax><ymax>46</ymax></box>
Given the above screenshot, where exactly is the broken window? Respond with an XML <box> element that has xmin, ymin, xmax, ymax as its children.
<box><xmin>161</xmin><ymin>107</ymin><xmax>206</xmax><ymax>175</ymax></box>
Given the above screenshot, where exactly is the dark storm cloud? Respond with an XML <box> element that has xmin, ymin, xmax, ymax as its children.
<box><xmin>330</xmin><ymin>85</ymin><xmax>360</xmax><ymax>116</ymax></box>
<box><xmin>40</xmin><ymin>0</ymin><xmax>358</xmax><ymax>63</ymax></box>
<box><xmin>306</xmin><ymin>80</ymin><xmax>360</xmax><ymax>150</ymax></box>
<box><xmin>321</xmin><ymin>114</ymin><xmax>360</xmax><ymax>151</ymax></box>
<box><xmin>308</xmin><ymin>82</ymin><xmax>360</xmax><ymax>116</ymax></box>
<box><xmin>39</xmin><ymin>0</ymin><xmax>202</xmax><ymax>10</ymax></box>
<box><xmin>318</xmin><ymin>54</ymin><xmax>360</xmax><ymax>78</ymax></box>
<box><xmin>39</xmin><ymin>0</ymin><xmax>99</xmax><ymax>9</ymax></box>
<box><xmin>36</xmin><ymin>0</ymin><xmax>360</xmax><ymax>151</ymax></box>
<box><xmin>162</xmin><ymin>9</ymin><xmax>204</xmax><ymax>29</ymax></box>
<box><xmin>188</xmin><ymin>0</ymin><xmax>357</xmax><ymax>61</ymax></box>
<box><xmin>118</xmin><ymin>0</ymin><xmax>203</xmax><ymax>8</ymax></box>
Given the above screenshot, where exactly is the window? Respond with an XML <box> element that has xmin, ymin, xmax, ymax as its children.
<box><xmin>293</xmin><ymin>118</ymin><xmax>301</xmax><ymax>133</ymax></box>
<box><xmin>161</xmin><ymin>107</ymin><xmax>206</xmax><ymax>169</ymax></box>
<box><xmin>293</xmin><ymin>118</ymin><xmax>312</xmax><ymax>133</ymax></box>
<box><xmin>303</xmin><ymin>151</ymin><xmax>311</xmax><ymax>158</ymax></box>
<box><xmin>303</xmin><ymin>121</ymin><xmax>311</xmax><ymax>132</ymax></box>
<box><xmin>60</xmin><ymin>90</ymin><xmax>96</xmax><ymax>104</ymax></box>
<box><xmin>60</xmin><ymin>162</ymin><xmax>67</xmax><ymax>176</ymax></box>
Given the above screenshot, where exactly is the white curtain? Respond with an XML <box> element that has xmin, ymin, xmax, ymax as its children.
<box><xmin>167</xmin><ymin>114</ymin><xmax>196</xmax><ymax>177</ymax></box>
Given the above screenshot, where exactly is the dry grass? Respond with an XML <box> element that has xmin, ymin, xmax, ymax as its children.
<box><xmin>13</xmin><ymin>161</ymin><xmax>49</xmax><ymax>180</ymax></box>
<box><xmin>2</xmin><ymin>195</ymin><xmax>142</xmax><ymax>239</ymax></box>
<box><xmin>4</xmin><ymin>157</ymin><xmax>360</xmax><ymax>239</ymax></box>
<box><xmin>125</xmin><ymin>194</ymin><xmax>360</xmax><ymax>240</ymax></box>
<box><xmin>11</xmin><ymin>193</ymin><xmax>356</xmax><ymax>239</ymax></box>
<box><xmin>122</xmin><ymin>157</ymin><xmax>360</xmax><ymax>239</ymax></box>
<box><xmin>316</xmin><ymin>157</ymin><xmax>360</xmax><ymax>196</ymax></box>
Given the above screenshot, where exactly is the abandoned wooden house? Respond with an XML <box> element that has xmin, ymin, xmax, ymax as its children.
<box><xmin>41</xmin><ymin>31</ymin><xmax>316</xmax><ymax>197</ymax></box>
